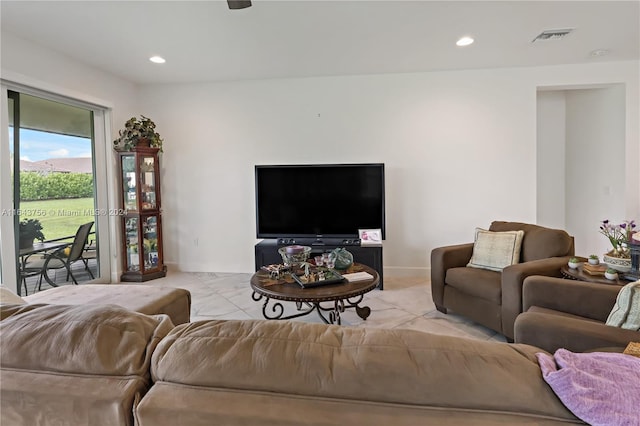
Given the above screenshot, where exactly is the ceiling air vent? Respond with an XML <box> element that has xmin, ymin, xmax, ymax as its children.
<box><xmin>532</xmin><ymin>28</ymin><xmax>574</xmax><ymax>43</ymax></box>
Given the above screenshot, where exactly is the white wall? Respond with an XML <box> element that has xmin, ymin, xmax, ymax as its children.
<box><xmin>565</xmin><ymin>86</ymin><xmax>626</xmax><ymax>255</ymax></box>
<box><xmin>2</xmin><ymin>31</ymin><xmax>638</xmax><ymax>278</ymax></box>
<box><xmin>537</xmin><ymin>85</ymin><xmax>627</xmax><ymax>256</ymax></box>
<box><xmin>139</xmin><ymin>61</ymin><xmax>639</xmax><ymax>275</ymax></box>
<box><xmin>0</xmin><ymin>32</ymin><xmax>139</xmax><ymax>288</ymax></box>
<box><xmin>0</xmin><ymin>32</ymin><xmax>139</xmax><ymax>130</ymax></box>
<box><xmin>536</xmin><ymin>91</ymin><xmax>566</xmax><ymax>229</ymax></box>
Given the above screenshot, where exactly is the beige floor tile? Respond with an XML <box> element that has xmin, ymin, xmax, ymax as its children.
<box><xmin>154</xmin><ymin>271</ymin><xmax>510</xmax><ymax>343</ymax></box>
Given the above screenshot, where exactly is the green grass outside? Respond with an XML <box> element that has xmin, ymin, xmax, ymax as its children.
<box><xmin>19</xmin><ymin>198</ymin><xmax>95</xmax><ymax>241</ymax></box>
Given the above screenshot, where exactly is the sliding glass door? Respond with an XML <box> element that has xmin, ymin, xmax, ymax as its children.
<box><xmin>3</xmin><ymin>89</ymin><xmax>108</xmax><ymax>294</ymax></box>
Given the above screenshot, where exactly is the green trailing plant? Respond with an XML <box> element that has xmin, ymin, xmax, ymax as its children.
<box><xmin>19</xmin><ymin>218</ymin><xmax>45</xmax><ymax>242</ymax></box>
<box><xmin>113</xmin><ymin>115</ymin><xmax>163</xmax><ymax>152</ymax></box>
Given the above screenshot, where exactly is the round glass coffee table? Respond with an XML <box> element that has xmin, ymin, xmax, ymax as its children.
<box><xmin>250</xmin><ymin>263</ymin><xmax>379</xmax><ymax>325</ymax></box>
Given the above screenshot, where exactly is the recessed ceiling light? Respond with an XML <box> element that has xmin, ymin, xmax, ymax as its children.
<box><xmin>149</xmin><ymin>56</ymin><xmax>166</xmax><ymax>64</ymax></box>
<box><xmin>456</xmin><ymin>36</ymin><xmax>474</xmax><ymax>47</ymax></box>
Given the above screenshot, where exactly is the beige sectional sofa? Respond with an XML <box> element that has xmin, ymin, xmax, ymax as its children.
<box><xmin>1</xmin><ymin>302</ymin><xmax>585</xmax><ymax>425</ymax></box>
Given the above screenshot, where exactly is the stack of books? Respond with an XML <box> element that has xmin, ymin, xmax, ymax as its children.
<box><xmin>582</xmin><ymin>263</ymin><xmax>607</xmax><ymax>276</ymax></box>
<box><xmin>342</xmin><ymin>271</ymin><xmax>374</xmax><ymax>282</ymax></box>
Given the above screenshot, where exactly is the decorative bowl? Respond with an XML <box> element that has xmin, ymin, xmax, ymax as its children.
<box><xmin>603</xmin><ymin>254</ymin><xmax>631</xmax><ymax>273</ymax></box>
<box><xmin>278</xmin><ymin>246</ymin><xmax>311</xmax><ymax>266</ymax></box>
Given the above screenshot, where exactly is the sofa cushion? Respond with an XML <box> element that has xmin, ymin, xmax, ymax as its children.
<box><xmin>23</xmin><ymin>284</ymin><xmax>192</xmax><ymax>325</ymax></box>
<box><xmin>527</xmin><ymin>306</ymin><xmax>602</xmax><ymax>324</ymax></box>
<box><xmin>137</xmin><ymin>382</ymin><xmax>578</xmax><ymax>426</ymax></box>
<box><xmin>489</xmin><ymin>221</ymin><xmax>573</xmax><ymax>262</ymax></box>
<box><xmin>467</xmin><ymin>228</ymin><xmax>524</xmax><ymax>272</ymax></box>
<box><xmin>0</xmin><ymin>303</ymin><xmax>174</xmax><ymax>377</ymax></box>
<box><xmin>1</xmin><ymin>303</ymin><xmax>175</xmax><ymax>426</ymax></box>
<box><xmin>0</xmin><ymin>286</ymin><xmax>26</xmax><ymax>305</ymax></box>
<box><xmin>446</xmin><ymin>267</ymin><xmax>501</xmax><ymax>303</ymax></box>
<box><xmin>606</xmin><ymin>280</ymin><xmax>640</xmax><ymax>331</ymax></box>
<box><xmin>148</xmin><ymin>319</ymin><xmax>578</xmax><ymax>422</ymax></box>
<box><xmin>2</xmin><ymin>369</ymin><xmax>147</xmax><ymax>426</ymax></box>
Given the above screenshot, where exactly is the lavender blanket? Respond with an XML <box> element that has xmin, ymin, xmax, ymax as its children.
<box><xmin>536</xmin><ymin>349</ymin><xmax>640</xmax><ymax>426</ymax></box>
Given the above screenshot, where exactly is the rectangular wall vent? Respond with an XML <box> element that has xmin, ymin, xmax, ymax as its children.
<box><xmin>532</xmin><ymin>28</ymin><xmax>574</xmax><ymax>43</ymax></box>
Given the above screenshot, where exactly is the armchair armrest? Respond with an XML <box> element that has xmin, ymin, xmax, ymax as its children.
<box><xmin>522</xmin><ymin>276</ymin><xmax>620</xmax><ymax>322</ymax></box>
<box><xmin>430</xmin><ymin>243</ymin><xmax>473</xmax><ymax>307</ymax></box>
<box><xmin>500</xmin><ymin>256</ymin><xmax>575</xmax><ymax>340</ymax></box>
<box><xmin>514</xmin><ymin>311</ymin><xmax>639</xmax><ymax>353</ymax></box>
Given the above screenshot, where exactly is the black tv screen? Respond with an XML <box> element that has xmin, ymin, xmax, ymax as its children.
<box><xmin>255</xmin><ymin>163</ymin><xmax>385</xmax><ymax>239</ymax></box>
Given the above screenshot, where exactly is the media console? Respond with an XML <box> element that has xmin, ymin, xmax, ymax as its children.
<box><xmin>254</xmin><ymin>240</ymin><xmax>384</xmax><ymax>290</ymax></box>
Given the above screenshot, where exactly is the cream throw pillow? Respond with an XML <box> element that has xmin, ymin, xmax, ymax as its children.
<box><xmin>467</xmin><ymin>228</ymin><xmax>525</xmax><ymax>272</ymax></box>
<box><xmin>0</xmin><ymin>286</ymin><xmax>27</xmax><ymax>305</ymax></box>
<box><xmin>606</xmin><ymin>280</ymin><xmax>640</xmax><ymax>331</ymax></box>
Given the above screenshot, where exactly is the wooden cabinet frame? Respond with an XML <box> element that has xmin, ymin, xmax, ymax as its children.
<box><xmin>117</xmin><ymin>146</ymin><xmax>166</xmax><ymax>281</ymax></box>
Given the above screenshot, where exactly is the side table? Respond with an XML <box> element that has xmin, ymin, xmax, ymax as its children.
<box><xmin>560</xmin><ymin>264</ymin><xmax>629</xmax><ymax>286</ymax></box>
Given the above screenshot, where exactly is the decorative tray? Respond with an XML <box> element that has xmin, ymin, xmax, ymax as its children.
<box><xmin>291</xmin><ymin>268</ymin><xmax>345</xmax><ymax>288</ymax></box>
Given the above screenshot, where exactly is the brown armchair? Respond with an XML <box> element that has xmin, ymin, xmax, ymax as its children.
<box><xmin>514</xmin><ymin>276</ymin><xmax>640</xmax><ymax>353</ymax></box>
<box><xmin>431</xmin><ymin>221</ymin><xmax>575</xmax><ymax>340</ymax></box>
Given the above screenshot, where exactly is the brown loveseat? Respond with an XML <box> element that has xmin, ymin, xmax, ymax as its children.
<box><xmin>514</xmin><ymin>275</ymin><xmax>640</xmax><ymax>353</ymax></box>
<box><xmin>431</xmin><ymin>221</ymin><xmax>575</xmax><ymax>340</ymax></box>
<box><xmin>0</xmin><ymin>302</ymin><xmax>584</xmax><ymax>425</ymax></box>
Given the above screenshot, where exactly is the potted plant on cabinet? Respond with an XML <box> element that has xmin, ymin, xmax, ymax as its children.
<box><xmin>113</xmin><ymin>115</ymin><xmax>163</xmax><ymax>152</ymax></box>
<box><xmin>19</xmin><ymin>218</ymin><xmax>45</xmax><ymax>249</ymax></box>
<box><xmin>588</xmin><ymin>254</ymin><xmax>600</xmax><ymax>265</ymax></box>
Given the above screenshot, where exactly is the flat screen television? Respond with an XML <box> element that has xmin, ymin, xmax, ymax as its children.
<box><xmin>255</xmin><ymin>163</ymin><xmax>385</xmax><ymax>240</ymax></box>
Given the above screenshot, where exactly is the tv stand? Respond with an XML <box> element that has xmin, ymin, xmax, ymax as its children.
<box><xmin>255</xmin><ymin>240</ymin><xmax>384</xmax><ymax>290</ymax></box>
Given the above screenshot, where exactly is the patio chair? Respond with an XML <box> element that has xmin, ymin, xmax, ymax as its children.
<box><xmin>25</xmin><ymin>222</ymin><xmax>95</xmax><ymax>290</ymax></box>
<box><xmin>81</xmin><ymin>236</ymin><xmax>97</xmax><ymax>271</ymax></box>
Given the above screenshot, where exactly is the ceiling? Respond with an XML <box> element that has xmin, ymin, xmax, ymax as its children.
<box><xmin>1</xmin><ymin>1</ymin><xmax>638</xmax><ymax>85</ymax></box>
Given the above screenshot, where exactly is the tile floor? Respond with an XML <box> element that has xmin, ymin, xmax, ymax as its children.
<box><xmin>147</xmin><ymin>271</ymin><xmax>508</xmax><ymax>343</ymax></box>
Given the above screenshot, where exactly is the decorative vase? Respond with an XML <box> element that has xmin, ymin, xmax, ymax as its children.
<box><xmin>137</xmin><ymin>138</ymin><xmax>151</xmax><ymax>148</ymax></box>
<box><xmin>19</xmin><ymin>237</ymin><xmax>35</xmax><ymax>249</ymax></box>
<box><xmin>603</xmin><ymin>254</ymin><xmax>632</xmax><ymax>273</ymax></box>
<box><xmin>331</xmin><ymin>247</ymin><xmax>354</xmax><ymax>270</ymax></box>
<box><xmin>588</xmin><ymin>258</ymin><xmax>599</xmax><ymax>265</ymax></box>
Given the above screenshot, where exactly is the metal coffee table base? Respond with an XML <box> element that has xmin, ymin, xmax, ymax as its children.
<box><xmin>252</xmin><ymin>291</ymin><xmax>372</xmax><ymax>325</ymax></box>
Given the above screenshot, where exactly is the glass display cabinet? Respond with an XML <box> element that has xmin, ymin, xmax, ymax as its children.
<box><xmin>118</xmin><ymin>145</ymin><xmax>166</xmax><ymax>281</ymax></box>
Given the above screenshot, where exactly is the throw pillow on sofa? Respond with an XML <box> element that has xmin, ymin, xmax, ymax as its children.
<box><xmin>467</xmin><ymin>228</ymin><xmax>525</xmax><ymax>272</ymax></box>
<box><xmin>606</xmin><ymin>280</ymin><xmax>640</xmax><ymax>331</ymax></box>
